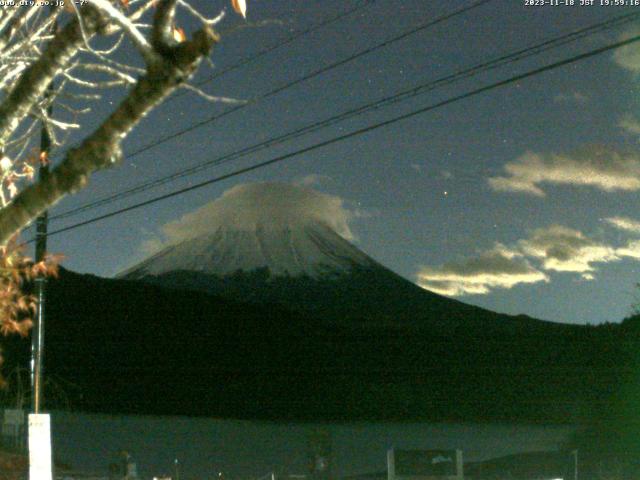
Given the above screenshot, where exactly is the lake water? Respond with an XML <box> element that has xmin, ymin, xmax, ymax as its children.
<box><xmin>47</xmin><ymin>412</ymin><xmax>577</xmax><ymax>479</ymax></box>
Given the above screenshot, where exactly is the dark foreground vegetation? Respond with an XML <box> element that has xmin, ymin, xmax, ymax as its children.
<box><xmin>1</xmin><ymin>267</ymin><xmax>638</xmax><ymax>477</ymax></box>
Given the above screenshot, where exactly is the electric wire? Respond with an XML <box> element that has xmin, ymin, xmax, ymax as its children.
<box><xmin>50</xmin><ymin>10</ymin><xmax>640</xmax><ymax>221</ymax></box>
<box><xmin>173</xmin><ymin>0</ymin><xmax>377</xmax><ymax>100</ymax></box>
<box><xmin>33</xmin><ymin>33</ymin><xmax>640</xmax><ymax>241</ymax></box>
<box><xmin>119</xmin><ymin>0</ymin><xmax>497</xmax><ymax>160</ymax></box>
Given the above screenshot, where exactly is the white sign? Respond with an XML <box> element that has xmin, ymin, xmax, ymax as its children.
<box><xmin>28</xmin><ymin>414</ymin><xmax>53</xmax><ymax>480</ymax></box>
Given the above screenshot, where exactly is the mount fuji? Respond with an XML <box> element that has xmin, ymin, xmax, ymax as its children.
<box><xmin>120</xmin><ymin>219</ymin><xmax>376</xmax><ymax>280</ymax></box>
<box><xmin>119</xmin><ymin>182</ymin><xmax>540</xmax><ymax>330</ymax></box>
<box><xmin>120</xmin><ymin>182</ymin><xmax>377</xmax><ymax>279</ymax></box>
<box><xmin>3</xmin><ymin>183</ymin><xmax>633</xmax><ymax>423</ymax></box>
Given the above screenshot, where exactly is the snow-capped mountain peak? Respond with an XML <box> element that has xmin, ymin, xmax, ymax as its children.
<box><xmin>119</xmin><ymin>183</ymin><xmax>376</xmax><ymax>279</ymax></box>
<box><xmin>120</xmin><ymin>220</ymin><xmax>375</xmax><ymax>279</ymax></box>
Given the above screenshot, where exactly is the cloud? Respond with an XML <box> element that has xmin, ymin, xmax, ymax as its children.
<box><xmin>616</xmin><ymin>240</ymin><xmax>640</xmax><ymax>259</ymax></box>
<box><xmin>517</xmin><ymin>225</ymin><xmax>619</xmax><ymax>273</ymax></box>
<box><xmin>146</xmin><ymin>182</ymin><xmax>359</xmax><ymax>255</ymax></box>
<box><xmin>416</xmin><ymin>224</ymin><xmax>632</xmax><ymax>296</ymax></box>
<box><xmin>619</xmin><ymin>114</ymin><xmax>640</xmax><ymax>136</ymax></box>
<box><xmin>294</xmin><ymin>174</ymin><xmax>333</xmax><ymax>187</ymax></box>
<box><xmin>416</xmin><ymin>245</ymin><xmax>549</xmax><ymax>296</ymax></box>
<box><xmin>488</xmin><ymin>147</ymin><xmax>640</xmax><ymax>196</ymax></box>
<box><xmin>139</xmin><ymin>236</ymin><xmax>166</xmax><ymax>258</ymax></box>
<box><xmin>605</xmin><ymin>216</ymin><xmax>640</xmax><ymax>234</ymax></box>
<box><xmin>612</xmin><ymin>28</ymin><xmax>640</xmax><ymax>73</ymax></box>
<box><xmin>553</xmin><ymin>92</ymin><xmax>588</xmax><ymax>104</ymax></box>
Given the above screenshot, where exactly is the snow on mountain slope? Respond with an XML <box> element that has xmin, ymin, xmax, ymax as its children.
<box><xmin>121</xmin><ymin>221</ymin><xmax>376</xmax><ymax>278</ymax></box>
<box><xmin>119</xmin><ymin>182</ymin><xmax>377</xmax><ymax>279</ymax></box>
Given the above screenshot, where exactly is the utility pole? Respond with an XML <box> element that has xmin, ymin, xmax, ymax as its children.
<box><xmin>28</xmin><ymin>84</ymin><xmax>53</xmax><ymax>480</ymax></box>
<box><xmin>31</xmin><ymin>3</ymin><xmax>56</xmax><ymax>417</ymax></box>
<box><xmin>31</xmin><ymin>91</ymin><xmax>51</xmax><ymax>414</ymax></box>
<box><xmin>28</xmin><ymin>10</ymin><xmax>55</xmax><ymax>480</ymax></box>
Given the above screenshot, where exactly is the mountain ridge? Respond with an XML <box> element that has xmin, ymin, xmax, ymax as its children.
<box><xmin>3</xmin><ymin>182</ymin><xmax>634</xmax><ymax>424</ymax></box>
<box><xmin>119</xmin><ymin>222</ymin><xmax>564</xmax><ymax>332</ymax></box>
<box><xmin>0</xmin><ymin>266</ymin><xmax>632</xmax><ymax>427</ymax></box>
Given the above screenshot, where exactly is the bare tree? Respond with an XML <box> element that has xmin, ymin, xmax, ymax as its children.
<box><xmin>0</xmin><ymin>0</ymin><xmax>247</xmax><ymax>337</ymax></box>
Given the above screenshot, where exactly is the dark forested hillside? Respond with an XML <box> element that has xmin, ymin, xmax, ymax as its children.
<box><xmin>0</xmin><ymin>268</ymin><xmax>636</xmax><ymax>427</ymax></box>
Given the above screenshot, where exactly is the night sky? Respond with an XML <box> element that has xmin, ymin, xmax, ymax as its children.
<box><xmin>31</xmin><ymin>0</ymin><xmax>640</xmax><ymax>325</ymax></box>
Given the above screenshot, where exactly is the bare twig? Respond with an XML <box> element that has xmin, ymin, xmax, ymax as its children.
<box><xmin>0</xmin><ymin>6</ymin><xmax>109</xmax><ymax>147</ymax></box>
<box><xmin>179</xmin><ymin>82</ymin><xmax>246</xmax><ymax>104</ymax></box>
<box><xmin>88</xmin><ymin>0</ymin><xmax>156</xmax><ymax>63</ymax></box>
<box><xmin>0</xmin><ymin>26</ymin><xmax>219</xmax><ymax>243</ymax></box>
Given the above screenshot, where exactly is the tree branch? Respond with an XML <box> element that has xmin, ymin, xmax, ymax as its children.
<box><xmin>0</xmin><ymin>7</ymin><xmax>108</xmax><ymax>148</ymax></box>
<box><xmin>88</xmin><ymin>0</ymin><xmax>156</xmax><ymax>64</ymax></box>
<box><xmin>0</xmin><ymin>6</ymin><xmax>39</xmax><ymax>51</ymax></box>
<box><xmin>152</xmin><ymin>0</ymin><xmax>179</xmax><ymax>53</ymax></box>
<box><xmin>0</xmin><ymin>28</ymin><xmax>219</xmax><ymax>244</ymax></box>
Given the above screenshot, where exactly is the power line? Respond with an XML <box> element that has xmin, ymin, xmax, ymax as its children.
<box><xmin>121</xmin><ymin>0</ymin><xmax>497</xmax><ymax>159</ymax></box>
<box><xmin>36</xmin><ymin>33</ymin><xmax>640</xmax><ymax>241</ymax></box>
<box><xmin>174</xmin><ymin>0</ymin><xmax>376</xmax><ymax>99</ymax></box>
<box><xmin>51</xmin><ymin>10</ymin><xmax>640</xmax><ymax>221</ymax></box>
